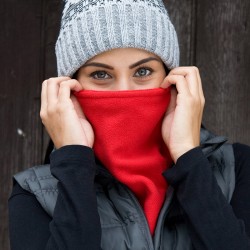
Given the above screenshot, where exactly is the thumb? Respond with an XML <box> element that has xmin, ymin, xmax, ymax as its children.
<box><xmin>71</xmin><ymin>95</ymin><xmax>86</xmax><ymax>119</ymax></box>
<box><xmin>165</xmin><ymin>86</ymin><xmax>177</xmax><ymax>116</ymax></box>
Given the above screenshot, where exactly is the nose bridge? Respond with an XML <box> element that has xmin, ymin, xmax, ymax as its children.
<box><xmin>116</xmin><ymin>74</ymin><xmax>132</xmax><ymax>90</ymax></box>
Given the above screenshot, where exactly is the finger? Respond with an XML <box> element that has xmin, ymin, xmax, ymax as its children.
<box><xmin>46</xmin><ymin>76</ymin><xmax>71</xmax><ymax>105</ymax></box>
<box><xmin>169</xmin><ymin>67</ymin><xmax>200</xmax><ymax>97</ymax></box>
<box><xmin>40</xmin><ymin>80</ymin><xmax>48</xmax><ymax>116</ymax></box>
<box><xmin>186</xmin><ymin>67</ymin><xmax>205</xmax><ymax>109</ymax></box>
<box><xmin>160</xmin><ymin>74</ymin><xmax>172</xmax><ymax>89</ymax></box>
<box><xmin>195</xmin><ymin>69</ymin><xmax>205</xmax><ymax>103</ymax></box>
<box><xmin>165</xmin><ymin>86</ymin><xmax>177</xmax><ymax>116</ymax></box>
<box><xmin>71</xmin><ymin>95</ymin><xmax>85</xmax><ymax>119</ymax></box>
<box><xmin>58</xmin><ymin>79</ymin><xmax>83</xmax><ymax>103</ymax></box>
<box><xmin>161</xmin><ymin>74</ymin><xmax>191</xmax><ymax>96</ymax></box>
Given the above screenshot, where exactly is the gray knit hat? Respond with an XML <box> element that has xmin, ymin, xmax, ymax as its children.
<box><xmin>56</xmin><ymin>0</ymin><xmax>179</xmax><ymax>77</ymax></box>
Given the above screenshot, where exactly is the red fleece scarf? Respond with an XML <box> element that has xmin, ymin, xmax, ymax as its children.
<box><xmin>74</xmin><ymin>88</ymin><xmax>172</xmax><ymax>234</ymax></box>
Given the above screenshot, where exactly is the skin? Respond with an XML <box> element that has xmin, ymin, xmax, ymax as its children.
<box><xmin>40</xmin><ymin>48</ymin><xmax>205</xmax><ymax>163</ymax></box>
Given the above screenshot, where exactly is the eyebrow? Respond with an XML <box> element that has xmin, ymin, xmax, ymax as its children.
<box><xmin>81</xmin><ymin>62</ymin><xmax>114</xmax><ymax>70</ymax></box>
<box><xmin>129</xmin><ymin>57</ymin><xmax>162</xmax><ymax>69</ymax></box>
<box><xmin>82</xmin><ymin>57</ymin><xmax>161</xmax><ymax>70</ymax></box>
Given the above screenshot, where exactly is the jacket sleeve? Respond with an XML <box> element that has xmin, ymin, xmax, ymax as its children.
<box><xmin>9</xmin><ymin>145</ymin><xmax>101</xmax><ymax>250</ymax></box>
<box><xmin>163</xmin><ymin>146</ymin><xmax>250</xmax><ymax>250</ymax></box>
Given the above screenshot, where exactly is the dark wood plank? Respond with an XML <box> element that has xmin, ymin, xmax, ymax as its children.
<box><xmin>42</xmin><ymin>0</ymin><xmax>63</xmax><ymax>161</ymax></box>
<box><xmin>196</xmin><ymin>1</ymin><xmax>250</xmax><ymax>144</ymax></box>
<box><xmin>166</xmin><ymin>0</ymin><xmax>195</xmax><ymax>66</ymax></box>
<box><xmin>0</xmin><ymin>1</ymin><xmax>44</xmax><ymax>249</ymax></box>
<box><xmin>1</xmin><ymin>0</ymin><xmax>250</xmax><ymax>250</ymax></box>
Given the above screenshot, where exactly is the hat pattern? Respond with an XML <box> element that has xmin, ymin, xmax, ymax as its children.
<box><xmin>56</xmin><ymin>0</ymin><xmax>179</xmax><ymax>76</ymax></box>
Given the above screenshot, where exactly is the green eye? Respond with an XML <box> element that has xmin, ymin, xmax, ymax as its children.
<box><xmin>91</xmin><ymin>71</ymin><xmax>111</xmax><ymax>79</ymax></box>
<box><xmin>134</xmin><ymin>68</ymin><xmax>152</xmax><ymax>77</ymax></box>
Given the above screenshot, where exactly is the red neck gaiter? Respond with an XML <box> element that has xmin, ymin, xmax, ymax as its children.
<box><xmin>74</xmin><ymin>88</ymin><xmax>172</xmax><ymax>235</ymax></box>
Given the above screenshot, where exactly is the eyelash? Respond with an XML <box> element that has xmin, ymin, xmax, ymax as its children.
<box><xmin>90</xmin><ymin>71</ymin><xmax>111</xmax><ymax>80</ymax></box>
<box><xmin>89</xmin><ymin>67</ymin><xmax>153</xmax><ymax>80</ymax></box>
<box><xmin>134</xmin><ymin>67</ymin><xmax>153</xmax><ymax>78</ymax></box>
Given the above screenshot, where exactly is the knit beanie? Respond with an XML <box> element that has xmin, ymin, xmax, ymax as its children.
<box><xmin>55</xmin><ymin>0</ymin><xmax>180</xmax><ymax>77</ymax></box>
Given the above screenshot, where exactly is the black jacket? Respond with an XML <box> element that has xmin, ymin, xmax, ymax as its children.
<box><xmin>9</xmin><ymin>129</ymin><xmax>250</xmax><ymax>249</ymax></box>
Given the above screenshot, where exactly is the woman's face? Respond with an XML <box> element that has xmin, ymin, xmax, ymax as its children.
<box><xmin>76</xmin><ymin>48</ymin><xmax>167</xmax><ymax>91</ymax></box>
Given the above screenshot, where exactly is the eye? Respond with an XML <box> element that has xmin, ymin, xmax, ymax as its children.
<box><xmin>134</xmin><ymin>68</ymin><xmax>152</xmax><ymax>77</ymax></box>
<box><xmin>90</xmin><ymin>71</ymin><xmax>111</xmax><ymax>79</ymax></box>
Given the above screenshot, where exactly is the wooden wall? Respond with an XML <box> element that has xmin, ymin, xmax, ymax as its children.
<box><xmin>1</xmin><ymin>0</ymin><xmax>250</xmax><ymax>249</ymax></box>
<box><xmin>169</xmin><ymin>0</ymin><xmax>250</xmax><ymax>142</ymax></box>
<box><xmin>0</xmin><ymin>1</ymin><xmax>62</xmax><ymax>249</ymax></box>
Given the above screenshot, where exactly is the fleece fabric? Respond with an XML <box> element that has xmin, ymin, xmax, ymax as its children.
<box><xmin>74</xmin><ymin>88</ymin><xmax>173</xmax><ymax>234</ymax></box>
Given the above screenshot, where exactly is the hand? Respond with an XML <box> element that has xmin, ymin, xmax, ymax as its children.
<box><xmin>161</xmin><ymin>67</ymin><xmax>205</xmax><ymax>163</ymax></box>
<box><xmin>40</xmin><ymin>77</ymin><xmax>94</xmax><ymax>149</ymax></box>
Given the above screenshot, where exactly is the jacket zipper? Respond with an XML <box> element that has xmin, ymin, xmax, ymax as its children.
<box><xmin>153</xmin><ymin>186</ymin><xmax>175</xmax><ymax>250</ymax></box>
<box><xmin>121</xmin><ymin>184</ymin><xmax>155</xmax><ymax>250</ymax></box>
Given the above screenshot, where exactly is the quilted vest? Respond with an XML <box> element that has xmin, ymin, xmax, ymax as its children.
<box><xmin>14</xmin><ymin>128</ymin><xmax>235</xmax><ymax>250</ymax></box>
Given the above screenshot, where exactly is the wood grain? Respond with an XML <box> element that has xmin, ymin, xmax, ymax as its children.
<box><xmin>166</xmin><ymin>0</ymin><xmax>196</xmax><ymax>66</ymax></box>
<box><xmin>0</xmin><ymin>1</ymin><xmax>44</xmax><ymax>249</ymax></box>
<box><xmin>196</xmin><ymin>0</ymin><xmax>250</xmax><ymax>144</ymax></box>
<box><xmin>1</xmin><ymin>1</ymin><xmax>250</xmax><ymax>249</ymax></box>
<box><xmin>41</xmin><ymin>0</ymin><xmax>62</xmax><ymax>161</ymax></box>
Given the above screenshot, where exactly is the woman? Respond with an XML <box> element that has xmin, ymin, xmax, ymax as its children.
<box><xmin>9</xmin><ymin>0</ymin><xmax>250</xmax><ymax>249</ymax></box>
